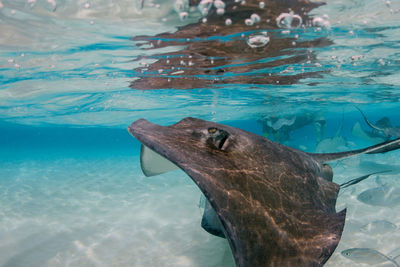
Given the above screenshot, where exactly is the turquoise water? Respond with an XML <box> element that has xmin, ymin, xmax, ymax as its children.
<box><xmin>1</xmin><ymin>0</ymin><xmax>400</xmax><ymax>266</ymax></box>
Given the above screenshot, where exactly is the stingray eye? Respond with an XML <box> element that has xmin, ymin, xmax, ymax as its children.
<box><xmin>208</xmin><ymin>127</ymin><xmax>217</xmax><ymax>134</ymax></box>
<box><xmin>206</xmin><ymin>128</ymin><xmax>230</xmax><ymax>151</ymax></box>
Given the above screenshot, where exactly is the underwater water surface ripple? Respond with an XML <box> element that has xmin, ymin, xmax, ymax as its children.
<box><xmin>1</xmin><ymin>0</ymin><xmax>400</xmax><ymax>266</ymax></box>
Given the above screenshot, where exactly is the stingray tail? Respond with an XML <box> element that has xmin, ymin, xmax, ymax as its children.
<box><xmin>355</xmin><ymin>106</ymin><xmax>385</xmax><ymax>132</ymax></box>
<box><xmin>310</xmin><ymin>137</ymin><xmax>400</xmax><ymax>162</ymax></box>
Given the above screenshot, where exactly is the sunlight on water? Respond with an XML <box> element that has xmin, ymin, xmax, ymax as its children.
<box><xmin>1</xmin><ymin>0</ymin><xmax>400</xmax><ymax>266</ymax></box>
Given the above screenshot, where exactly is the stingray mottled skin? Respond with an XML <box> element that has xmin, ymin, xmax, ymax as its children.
<box><xmin>128</xmin><ymin>117</ymin><xmax>400</xmax><ymax>266</ymax></box>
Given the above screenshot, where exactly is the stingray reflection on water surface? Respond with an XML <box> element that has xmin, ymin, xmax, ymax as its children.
<box><xmin>131</xmin><ymin>0</ymin><xmax>331</xmax><ymax>90</ymax></box>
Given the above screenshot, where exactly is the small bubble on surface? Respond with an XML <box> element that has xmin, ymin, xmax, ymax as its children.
<box><xmin>216</xmin><ymin>8</ymin><xmax>225</xmax><ymax>15</ymax></box>
<box><xmin>214</xmin><ymin>0</ymin><xmax>225</xmax><ymax>9</ymax></box>
<box><xmin>198</xmin><ymin>0</ymin><xmax>212</xmax><ymax>16</ymax></box>
<box><xmin>179</xmin><ymin>11</ymin><xmax>189</xmax><ymax>21</ymax></box>
<box><xmin>225</xmin><ymin>18</ymin><xmax>232</xmax><ymax>26</ymax></box>
<box><xmin>351</xmin><ymin>55</ymin><xmax>363</xmax><ymax>60</ymax></box>
<box><xmin>246</xmin><ymin>32</ymin><xmax>270</xmax><ymax>48</ymax></box>
<box><xmin>245</xmin><ymin>18</ymin><xmax>253</xmax><ymax>26</ymax></box>
<box><xmin>312</xmin><ymin>16</ymin><xmax>330</xmax><ymax>28</ymax></box>
<box><xmin>276</xmin><ymin>12</ymin><xmax>302</xmax><ymax>28</ymax></box>
<box><xmin>250</xmin><ymin>13</ymin><xmax>261</xmax><ymax>23</ymax></box>
<box><xmin>259</xmin><ymin>1</ymin><xmax>265</xmax><ymax>8</ymax></box>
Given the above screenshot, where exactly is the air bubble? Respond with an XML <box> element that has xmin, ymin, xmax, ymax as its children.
<box><xmin>245</xmin><ymin>18</ymin><xmax>253</xmax><ymax>26</ymax></box>
<box><xmin>250</xmin><ymin>13</ymin><xmax>260</xmax><ymax>23</ymax></box>
<box><xmin>276</xmin><ymin>11</ymin><xmax>302</xmax><ymax>29</ymax></box>
<box><xmin>84</xmin><ymin>2</ymin><xmax>90</xmax><ymax>8</ymax></box>
<box><xmin>259</xmin><ymin>1</ymin><xmax>265</xmax><ymax>8</ymax></box>
<box><xmin>216</xmin><ymin>8</ymin><xmax>225</xmax><ymax>15</ymax></box>
<box><xmin>246</xmin><ymin>32</ymin><xmax>270</xmax><ymax>48</ymax></box>
<box><xmin>312</xmin><ymin>16</ymin><xmax>330</xmax><ymax>28</ymax></box>
<box><xmin>198</xmin><ymin>0</ymin><xmax>212</xmax><ymax>16</ymax></box>
<box><xmin>351</xmin><ymin>55</ymin><xmax>363</xmax><ymax>60</ymax></box>
<box><xmin>179</xmin><ymin>11</ymin><xmax>189</xmax><ymax>21</ymax></box>
<box><xmin>225</xmin><ymin>18</ymin><xmax>232</xmax><ymax>25</ymax></box>
<box><xmin>214</xmin><ymin>0</ymin><xmax>225</xmax><ymax>9</ymax></box>
<box><xmin>202</xmin><ymin>18</ymin><xmax>207</xmax><ymax>23</ymax></box>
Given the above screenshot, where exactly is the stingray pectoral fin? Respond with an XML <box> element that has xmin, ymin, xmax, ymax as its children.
<box><xmin>201</xmin><ymin>198</ymin><xmax>225</xmax><ymax>238</ymax></box>
<box><xmin>140</xmin><ymin>144</ymin><xmax>179</xmax><ymax>176</ymax></box>
<box><xmin>221</xmin><ymin>208</ymin><xmax>347</xmax><ymax>266</ymax></box>
<box><xmin>311</xmin><ymin>137</ymin><xmax>400</xmax><ymax>162</ymax></box>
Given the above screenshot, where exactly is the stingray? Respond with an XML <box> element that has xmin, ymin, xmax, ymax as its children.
<box><xmin>128</xmin><ymin>117</ymin><xmax>400</xmax><ymax>266</ymax></box>
<box><xmin>355</xmin><ymin>106</ymin><xmax>400</xmax><ymax>139</ymax></box>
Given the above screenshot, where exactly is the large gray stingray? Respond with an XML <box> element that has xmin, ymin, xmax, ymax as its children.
<box><xmin>128</xmin><ymin>117</ymin><xmax>400</xmax><ymax>266</ymax></box>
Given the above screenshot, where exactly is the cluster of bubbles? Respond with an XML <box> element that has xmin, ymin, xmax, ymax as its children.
<box><xmin>197</xmin><ymin>0</ymin><xmax>226</xmax><ymax>17</ymax></box>
<box><xmin>173</xmin><ymin>0</ymin><xmax>228</xmax><ymax>22</ymax></box>
<box><xmin>311</xmin><ymin>15</ymin><xmax>330</xmax><ymax>29</ymax></box>
<box><xmin>244</xmin><ymin>13</ymin><xmax>261</xmax><ymax>26</ymax></box>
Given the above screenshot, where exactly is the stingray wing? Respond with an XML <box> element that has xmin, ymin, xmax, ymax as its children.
<box><xmin>129</xmin><ymin>118</ymin><xmax>346</xmax><ymax>266</ymax></box>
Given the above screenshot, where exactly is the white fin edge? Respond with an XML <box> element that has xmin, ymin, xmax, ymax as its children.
<box><xmin>140</xmin><ymin>144</ymin><xmax>179</xmax><ymax>177</ymax></box>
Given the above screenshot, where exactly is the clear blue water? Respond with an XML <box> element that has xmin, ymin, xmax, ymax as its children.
<box><xmin>1</xmin><ymin>0</ymin><xmax>400</xmax><ymax>266</ymax></box>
